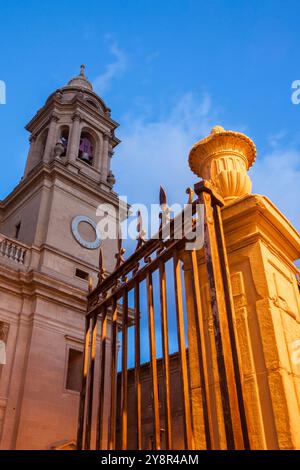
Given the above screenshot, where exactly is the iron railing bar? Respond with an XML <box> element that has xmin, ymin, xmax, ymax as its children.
<box><xmin>199</xmin><ymin>189</ymin><xmax>235</xmax><ymax>449</ymax></box>
<box><xmin>159</xmin><ymin>261</ymin><xmax>173</xmax><ymax>450</ymax></box>
<box><xmin>173</xmin><ymin>249</ymin><xmax>194</xmax><ymax>450</ymax></box>
<box><xmin>146</xmin><ymin>271</ymin><xmax>161</xmax><ymax>450</ymax></box>
<box><xmin>96</xmin><ymin>304</ymin><xmax>108</xmax><ymax>450</ymax></box>
<box><xmin>134</xmin><ymin>281</ymin><xmax>142</xmax><ymax>450</ymax></box>
<box><xmin>76</xmin><ymin>315</ymin><xmax>91</xmax><ymax>450</ymax></box>
<box><xmin>121</xmin><ymin>289</ymin><xmax>129</xmax><ymax>450</ymax></box>
<box><xmin>84</xmin><ymin>314</ymin><xmax>98</xmax><ymax>450</ymax></box>
<box><xmin>213</xmin><ymin>204</ymin><xmax>250</xmax><ymax>449</ymax></box>
<box><xmin>189</xmin><ymin>249</ymin><xmax>213</xmax><ymax>449</ymax></box>
<box><xmin>108</xmin><ymin>299</ymin><xmax>118</xmax><ymax>450</ymax></box>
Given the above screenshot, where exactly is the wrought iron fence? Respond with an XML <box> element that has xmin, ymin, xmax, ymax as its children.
<box><xmin>76</xmin><ymin>180</ymin><xmax>249</xmax><ymax>450</ymax></box>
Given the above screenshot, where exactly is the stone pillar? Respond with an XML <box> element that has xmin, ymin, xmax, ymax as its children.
<box><xmin>107</xmin><ymin>146</ymin><xmax>113</xmax><ymax>175</ymax></box>
<box><xmin>185</xmin><ymin>126</ymin><xmax>300</xmax><ymax>449</ymax></box>
<box><xmin>67</xmin><ymin>112</ymin><xmax>82</xmax><ymax>163</ymax></box>
<box><xmin>43</xmin><ymin>112</ymin><xmax>60</xmax><ymax>163</ymax></box>
<box><xmin>94</xmin><ymin>133</ymin><xmax>103</xmax><ymax>172</ymax></box>
<box><xmin>100</xmin><ymin>134</ymin><xmax>109</xmax><ymax>183</ymax></box>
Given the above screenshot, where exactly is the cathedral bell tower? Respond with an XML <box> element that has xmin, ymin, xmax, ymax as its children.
<box><xmin>0</xmin><ymin>67</ymin><xmax>125</xmax><ymax>450</ymax></box>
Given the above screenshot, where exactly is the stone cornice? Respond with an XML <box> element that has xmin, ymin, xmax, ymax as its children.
<box><xmin>39</xmin><ymin>242</ymin><xmax>105</xmax><ymax>272</ymax></box>
<box><xmin>0</xmin><ymin>160</ymin><xmax>122</xmax><ymax>212</ymax></box>
<box><xmin>26</xmin><ymin>91</ymin><xmax>120</xmax><ymax>138</ymax></box>
<box><xmin>0</xmin><ymin>265</ymin><xmax>87</xmax><ymax>312</ymax></box>
<box><xmin>182</xmin><ymin>193</ymin><xmax>300</xmax><ymax>276</ymax></box>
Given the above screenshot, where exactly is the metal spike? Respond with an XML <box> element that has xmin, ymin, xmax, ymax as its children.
<box><xmin>98</xmin><ymin>247</ymin><xmax>105</xmax><ymax>284</ymax></box>
<box><xmin>136</xmin><ymin>210</ymin><xmax>142</xmax><ymax>233</ymax></box>
<box><xmin>136</xmin><ymin>210</ymin><xmax>146</xmax><ymax>250</ymax></box>
<box><xmin>115</xmin><ymin>228</ymin><xmax>126</xmax><ymax>268</ymax></box>
<box><xmin>159</xmin><ymin>185</ymin><xmax>170</xmax><ymax>232</ymax></box>
<box><xmin>159</xmin><ymin>186</ymin><xmax>167</xmax><ymax>208</ymax></box>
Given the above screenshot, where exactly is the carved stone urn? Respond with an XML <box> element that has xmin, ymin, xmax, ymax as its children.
<box><xmin>189</xmin><ymin>125</ymin><xmax>256</xmax><ymax>203</ymax></box>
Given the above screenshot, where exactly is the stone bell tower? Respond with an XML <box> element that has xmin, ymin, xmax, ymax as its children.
<box><xmin>24</xmin><ymin>65</ymin><xmax>118</xmax><ymax>188</ymax></box>
<box><xmin>0</xmin><ymin>67</ymin><xmax>123</xmax><ymax>450</ymax></box>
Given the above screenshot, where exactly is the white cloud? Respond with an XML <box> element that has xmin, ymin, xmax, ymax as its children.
<box><xmin>251</xmin><ymin>145</ymin><xmax>300</xmax><ymax>231</ymax></box>
<box><xmin>115</xmin><ymin>92</ymin><xmax>217</xmax><ymax>206</ymax></box>
<box><xmin>93</xmin><ymin>41</ymin><xmax>127</xmax><ymax>94</ymax></box>
<box><xmin>267</xmin><ymin>129</ymin><xmax>288</xmax><ymax>148</ymax></box>
<box><xmin>113</xmin><ymin>93</ymin><xmax>300</xmax><ymax>253</ymax></box>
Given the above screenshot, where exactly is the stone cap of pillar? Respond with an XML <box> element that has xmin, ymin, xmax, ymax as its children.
<box><xmin>189</xmin><ymin>126</ymin><xmax>257</xmax><ymax>203</ymax></box>
<box><xmin>222</xmin><ymin>193</ymin><xmax>300</xmax><ymax>265</ymax></box>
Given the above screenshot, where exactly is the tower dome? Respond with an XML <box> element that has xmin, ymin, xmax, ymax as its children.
<box><xmin>67</xmin><ymin>64</ymin><xmax>93</xmax><ymax>91</ymax></box>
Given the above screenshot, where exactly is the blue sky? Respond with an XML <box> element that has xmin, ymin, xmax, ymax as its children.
<box><xmin>0</xmin><ymin>0</ymin><xmax>299</xmax><ymax>231</ymax></box>
<box><xmin>1</xmin><ymin>0</ymin><xmax>300</xmax><ymax>366</ymax></box>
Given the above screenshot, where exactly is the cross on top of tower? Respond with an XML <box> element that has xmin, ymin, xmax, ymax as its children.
<box><xmin>80</xmin><ymin>64</ymin><xmax>85</xmax><ymax>77</ymax></box>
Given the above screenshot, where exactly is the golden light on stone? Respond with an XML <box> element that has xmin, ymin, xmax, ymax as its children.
<box><xmin>189</xmin><ymin>126</ymin><xmax>257</xmax><ymax>203</ymax></box>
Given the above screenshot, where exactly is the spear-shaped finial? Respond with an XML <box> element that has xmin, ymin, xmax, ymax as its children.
<box><xmin>115</xmin><ymin>228</ymin><xmax>126</xmax><ymax>268</ymax></box>
<box><xmin>98</xmin><ymin>247</ymin><xmax>105</xmax><ymax>284</ymax></box>
<box><xmin>80</xmin><ymin>64</ymin><xmax>85</xmax><ymax>77</ymax></box>
<box><xmin>136</xmin><ymin>209</ymin><xmax>146</xmax><ymax>250</ymax></box>
<box><xmin>159</xmin><ymin>185</ymin><xmax>170</xmax><ymax>230</ymax></box>
<box><xmin>159</xmin><ymin>185</ymin><xmax>167</xmax><ymax>209</ymax></box>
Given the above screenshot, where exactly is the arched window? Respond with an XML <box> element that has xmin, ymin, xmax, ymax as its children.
<box><xmin>86</xmin><ymin>99</ymin><xmax>98</xmax><ymax>110</ymax></box>
<box><xmin>35</xmin><ymin>128</ymin><xmax>48</xmax><ymax>161</ymax></box>
<box><xmin>59</xmin><ymin>127</ymin><xmax>69</xmax><ymax>157</ymax></box>
<box><xmin>78</xmin><ymin>131</ymin><xmax>94</xmax><ymax>165</ymax></box>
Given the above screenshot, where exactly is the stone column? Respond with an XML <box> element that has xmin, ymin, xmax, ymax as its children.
<box><xmin>43</xmin><ymin>112</ymin><xmax>60</xmax><ymax>163</ymax></box>
<box><xmin>67</xmin><ymin>112</ymin><xmax>82</xmax><ymax>163</ymax></box>
<box><xmin>94</xmin><ymin>133</ymin><xmax>103</xmax><ymax>172</ymax></box>
<box><xmin>184</xmin><ymin>126</ymin><xmax>300</xmax><ymax>449</ymax></box>
<box><xmin>100</xmin><ymin>133</ymin><xmax>109</xmax><ymax>183</ymax></box>
<box><xmin>107</xmin><ymin>146</ymin><xmax>113</xmax><ymax>175</ymax></box>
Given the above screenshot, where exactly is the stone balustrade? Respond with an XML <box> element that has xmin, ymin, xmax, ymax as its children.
<box><xmin>0</xmin><ymin>236</ymin><xmax>28</xmax><ymax>265</ymax></box>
